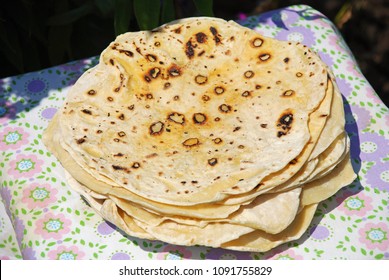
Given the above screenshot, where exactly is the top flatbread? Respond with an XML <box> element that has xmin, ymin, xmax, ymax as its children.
<box><xmin>49</xmin><ymin>17</ymin><xmax>329</xmax><ymax>205</ymax></box>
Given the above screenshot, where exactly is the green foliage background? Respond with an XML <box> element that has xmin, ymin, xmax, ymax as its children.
<box><xmin>0</xmin><ymin>0</ymin><xmax>214</xmax><ymax>78</ymax></box>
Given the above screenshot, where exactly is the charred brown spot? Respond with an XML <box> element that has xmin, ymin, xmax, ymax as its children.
<box><xmin>81</xmin><ymin>109</ymin><xmax>92</xmax><ymax>115</ymax></box>
<box><xmin>260</xmin><ymin>124</ymin><xmax>267</xmax><ymax>128</ymax></box>
<box><xmin>113</xmin><ymin>138</ymin><xmax>120</xmax><ymax>142</ymax></box>
<box><xmin>195</xmin><ymin>75</ymin><xmax>208</xmax><ymax>85</ymax></box>
<box><xmin>144</xmin><ymin>75</ymin><xmax>152</xmax><ymax>83</ymax></box>
<box><xmin>128</xmin><ymin>105</ymin><xmax>134</xmax><ymax>110</ymax></box>
<box><xmin>150</xmin><ymin>121</ymin><xmax>164</xmax><ymax>135</ymax></box>
<box><xmin>282</xmin><ymin>90</ymin><xmax>295</xmax><ymax>97</ymax></box>
<box><xmin>109</xmin><ymin>59</ymin><xmax>114</xmax><ymax>65</ymax></box>
<box><xmin>193</xmin><ymin>113</ymin><xmax>207</xmax><ymax>124</ymax></box>
<box><xmin>114</xmin><ymin>153</ymin><xmax>124</xmax><ymax>157</ymax></box>
<box><xmin>233</xmin><ymin>126</ymin><xmax>241</xmax><ymax>132</ymax></box>
<box><xmin>202</xmin><ymin>95</ymin><xmax>210</xmax><ymax>101</ymax></box>
<box><xmin>283</xmin><ymin>57</ymin><xmax>290</xmax><ymax>63</ymax></box>
<box><xmin>214</xmin><ymin>86</ymin><xmax>225</xmax><ymax>95</ymax></box>
<box><xmin>296</xmin><ymin>72</ymin><xmax>303</xmax><ymax>77</ymax></box>
<box><xmin>183</xmin><ymin>138</ymin><xmax>200</xmax><ymax>147</ymax></box>
<box><xmin>146</xmin><ymin>93</ymin><xmax>153</xmax><ymax>99</ymax></box>
<box><xmin>87</xmin><ymin>90</ymin><xmax>96</xmax><ymax>96</ymax></box>
<box><xmin>219</xmin><ymin>104</ymin><xmax>232</xmax><ymax>113</ymax></box>
<box><xmin>76</xmin><ymin>138</ymin><xmax>85</xmax><ymax>144</ymax></box>
<box><xmin>185</xmin><ymin>40</ymin><xmax>195</xmax><ymax>58</ymax></box>
<box><xmin>242</xmin><ymin>91</ymin><xmax>251</xmax><ymax>97</ymax></box>
<box><xmin>118</xmin><ymin>131</ymin><xmax>126</xmax><ymax>137</ymax></box>
<box><xmin>213</xmin><ymin>138</ymin><xmax>223</xmax><ymax>144</ymax></box>
<box><xmin>112</xmin><ymin>165</ymin><xmax>130</xmax><ymax>173</ymax></box>
<box><xmin>244</xmin><ymin>70</ymin><xmax>254</xmax><ymax>79</ymax></box>
<box><xmin>107</xmin><ymin>96</ymin><xmax>114</xmax><ymax>102</ymax></box>
<box><xmin>164</xmin><ymin>82</ymin><xmax>171</xmax><ymax>89</ymax></box>
<box><xmin>168</xmin><ymin>112</ymin><xmax>185</xmax><ymax>124</ymax></box>
<box><xmin>289</xmin><ymin>158</ymin><xmax>298</xmax><ymax>165</ymax></box>
<box><xmin>96</xmin><ymin>130</ymin><xmax>103</xmax><ymax>134</ymax></box>
<box><xmin>198</xmin><ymin>50</ymin><xmax>205</xmax><ymax>57</ymax></box>
<box><xmin>149</xmin><ymin>67</ymin><xmax>160</xmax><ymax>79</ymax></box>
<box><xmin>118</xmin><ymin>49</ymin><xmax>134</xmax><ymax>57</ymax></box>
<box><xmin>173</xmin><ymin>26</ymin><xmax>182</xmax><ymax>34</ymax></box>
<box><xmin>251</xmin><ymin>38</ymin><xmax>263</xmax><ymax>47</ymax></box>
<box><xmin>280</xmin><ymin>113</ymin><xmax>293</xmax><ymax>126</ymax></box>
<box><xmin>132</xmin><ymin>162</ymin><xmax>141</xmax><ymax>169</ymax></box>
<box><xmin>168</xmin><ymin>65</ymin><xmax>181</xmax><ymax>77</ymax></box>
<box><xmin>146</xmin><ymin>153</ymin><xmax>158</xmax><ymax>159</ymax></box>
<box><xmin>238</xmin><ymin>145</ymin><xmax>245</xmax><ymax>149</ymax></box>
<box><xmin>208</xmin><ymin>158</ymin><xmax>218</xmax><ymax>166</ymax></box>
<box><xmin>259</xmin><ymin>53</ymin><xmax>271</xmax><ymax>61</ymax></box>
<box><xmin>320</xmin><ymin>114</ymin><xmax>328</xmax><ymax>118</ymax></box>
<box><xmin>196</xmin><ymin>32</ymin><xmax>207</xmax><ymax>43</ymax></box>
<box><xmin>210</xmin><ymin>26</ymin><xmax>221</xmax><ymax>44</ymax></box>
<box><xmin>146</xmin><ymin>54</ymin><xmax>157</xmax><ymax>62</ymax></box>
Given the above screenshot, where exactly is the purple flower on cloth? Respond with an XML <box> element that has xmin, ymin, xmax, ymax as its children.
<box><xmin>335</xmin><ymin>76</ymin><xmax>353</xmax><ymax>98</ymax></box>
<box><xmin>111</xmin><ymin>251</ymin><xmax>133</xmax><ymax>260</ymax></box>
<box><xmin>275</xmin><ymin>26</ymin><xmax>316</xmax><ymax>47</ymax></box>
<box><xmin>0</xmin><ymin>187</ymin><xmax>12</xmax><ymax>217</ymax></box>
<box><xmin>14</xmin><ymin>216</ymin><xmax>25</xmax><ymax>247</ymax></box>
<box><xmin>48</xmin><ymin>245</ymin><xmax>85</xmax><ymax>260</ymax></box>
<box><xmin>22</xmin><ymin>183</ymin><xmax>58</xmax><ymax>209</ymax></box>
<box><xmin>7</xmin><ymin>154</ymin><xmax>44</xmax><ymax>179</ymax></box>
<box><xmin>156</xmin><ymin>244</ymin><xmax>192</xmax><ymax>260</ymax></box>
<box><xmin>22</xmin><ymin>247</ymin><xmax>37</xmax><ymax>260</ymax></box>
<box><xmin>34</xmin><ymin>213</ymin><xmax>71</xmax><ymax>240</ymax></box>
<box><xmin>345</xmin><ymin>104</ymin><xmax>371</xmax><ymax>134</ymax></box>
<box><xmin>359</xmin><ymin>222</ymin><xmax>389</xmax><ymax>251</ymax></box>
<box><xmin>336</xmin><ymin>191</ymin><xmax>373</xmax><ymax>217</ymax></box>
<box><xmin>365</xmin><ymin>160</ymin><xmax>389</xmax><ymax>192</ymax></box>
<box><xmin>0</xmin><ymin>127</ymin><xmax>30</xmax><ymax>150</ymax></box>
<box><xmin>24</xmin><ymin>78</ymin><xmax>48</xmax><ymax>96</ymax></box>
<box><xmin>96</xmin><ymin>220</ymin><xmax>117</xmax><ymax>236</ymax></box>
<box><xmin>0</xmin><ymin>101</ymin><xmax>17</xmax><ymax>125</ymax></box>
<box><xmin>262</xmin><ymin>9</ymin><xmax>300</xmax><ymax>28</ymax></box>
<box><xmin>205</xmin><ymin>248</ymin><xmax>252</xmax><ymax>260</ymax></box>
<box><xmin>318</xmin><ymin>51</ymin><xmax>334</xmax><ymax>67</ymax></box>
<box><xmin>356</xmin><ymin>133</ymin><xmax>388</xmax><ymax>162</ymax></box>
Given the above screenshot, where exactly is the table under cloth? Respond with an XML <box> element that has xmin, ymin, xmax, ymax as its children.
<box><xmin>1</xmin><ymin>5</ymin><xmax>388</xmax><ymax>260</ymax></box>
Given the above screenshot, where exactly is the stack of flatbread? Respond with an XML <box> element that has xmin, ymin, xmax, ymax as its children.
<box><xmin>43</xmin><ymin>17</ymin><xmax>356</xmax><ymax>252</ymax></box>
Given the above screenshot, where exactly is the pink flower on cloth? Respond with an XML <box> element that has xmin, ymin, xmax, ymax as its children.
<box><xmin>34</xmin><ymin>213</ymin><xmax>71</xmax><ymax>240</ymax></box>
<box><xmin>48</xmin><ymin>245</ymin><xmax>85</xmax><ymax>260</ymax></box>
<box><xmin>7</xmin><ymin>154</ymin><xmax>44</xmax><ymax>179</ymax></box>
<box><xmin>156</xmin><ymin>244</ymin><xmax>192</xmax><ymax>260</ymax></box>
<box><xmin>266</xmin><ymin>248</ymin><xmax>304</xmax><ymax>260</ymax></box>
<box><xmin>365</xmin><ymin>85</ymin><xmax>383</xmax><ymax>104</ymax></box>
<box><xmin>336</xmin><ymin>191</ymin><xmax>373</xmax><ymax>217</ymax></box>
<box><xmin>359</xmin><ymin>222</ymin><xmax>389</xmax><ymax>251</ymax></box>
<box><xmin>0</xmin><ymin>127</ymin><xmax>30</xmax><ymax>150</ymax></box>
<box><xmin>22</xmin><ymin>183</ymin><xmax>58</xmax><ymax>209</ymax></box>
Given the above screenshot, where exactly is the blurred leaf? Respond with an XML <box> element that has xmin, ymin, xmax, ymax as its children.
<box><xmin>0</xmin><ymin>23</ymin><xmax>24</xmax><ymax>72</ymax></box>
<box><xmin>161</xmin><ymin>0</ymin><xmax>175</xmax><ymax>24</ymax></box>
<box><xmin>47</xmin><ymin>1</ymin><xmax>95</xmax><ymax>26</ymax></box>
<box><xmin>48</xmin><ymin>25</ymin><xmax>73</xmax><ymax>66</ymax></box>
<box><xmin>133</xmin><ymin>0</ymin><xmax>161</xmax><ymax>30</ymax></box>
<box><xmin>48</xmin><ymin>0</ymin><xmax>73</xmax><ymax>66</ymax></box>
<box><xmin>114</xmin><ymin>0</ymin><xmax>133</xmax><ymax>36</ymax></box>
<box><xmin>94</xmin><ymin>0</ymin><xmax>115</xmax><ymax>17</ymax></box>
<box><xmin>193</xmin><ymin>0</ymin><xmax>214</xmax><ymax>16</ymax></box>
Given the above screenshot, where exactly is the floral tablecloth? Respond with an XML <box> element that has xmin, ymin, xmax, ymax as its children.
<box><xmin>1</xmin><ymin>5</ymin><xmax>388</xmax><ymax>260</ymax></box>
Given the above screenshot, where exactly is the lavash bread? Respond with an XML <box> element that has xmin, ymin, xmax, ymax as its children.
<box><xmin>43</xmin><ymin>17</ymin><xmax>356</xmax><ymax>252</ymax></box>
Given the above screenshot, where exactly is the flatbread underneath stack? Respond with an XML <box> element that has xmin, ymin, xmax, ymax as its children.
<box><xmin>43</xmin><ymin>17</ymin><xmax>356</xmax><ymax>252</ymax></box>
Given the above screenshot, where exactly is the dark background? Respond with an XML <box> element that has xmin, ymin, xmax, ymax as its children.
<box><xmin>1</xmin><ymin>0</ymin><xmax>387</xmax><ymax>106</ymax></box>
